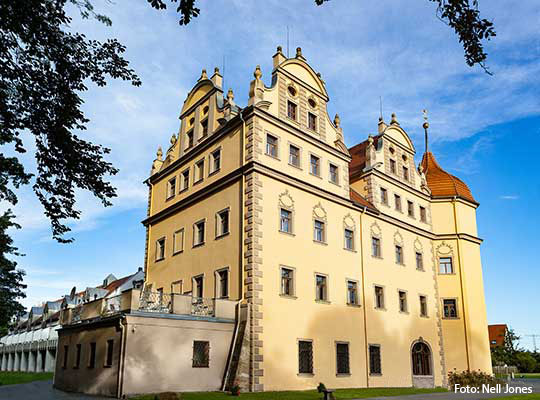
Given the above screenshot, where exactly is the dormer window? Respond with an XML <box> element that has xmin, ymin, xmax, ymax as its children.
<box><xmin>403</xmin><ymin>166</ymin><xmax>409</xmax><ymax>181</ymax></box>
<box><xmin>390</xmin><ymin>159</ymin><xmax>396</xmax><ymax>174</ymax></box>
<box><xmin>308</xmin><ymin>112</ymin><xmax>317</xmax><ymax>131</ymax></box>
<box><xmin>287</xmin><ymin>101</ymin><xmax>297</xmax><ymax>121</ymax></box>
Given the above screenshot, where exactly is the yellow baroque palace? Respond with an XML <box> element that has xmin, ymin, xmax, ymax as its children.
<box><xmin>53</xmin><ymin>47</ymin><xmax>492</xmax><ymax>397</ymax></box>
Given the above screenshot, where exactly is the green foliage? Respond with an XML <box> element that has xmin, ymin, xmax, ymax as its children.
<box><xmin>147</xmin><ymin>0</ymin><xmax>495</xmax><ymax>74</ymax></box>
<box><xmin>317</xmin><ymin>383</ymin><xmax>327</xmax><ymax>393</ymax></box>
<box><xmin>448</xmin><ymin>369</ymin><xmax>503</xmax><ymax>388</ymax></box>
<box><xmin>515</xmin><ymin>352</ymin><xmax>538</xmax><ymax>374</ymax></box>
<box><xmin>0</xmin><ymin>211</ymin><xmax>26</xmax><ymax>336</ymax></box>
<box><xmin>0</xmin><ymin>371</ymin><xmax>54</xmax><ymax>386</ymax></box>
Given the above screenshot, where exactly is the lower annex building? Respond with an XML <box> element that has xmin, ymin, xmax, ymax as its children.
<box><xmin>53</xmin><ymin>47</ymin><xmax>492</xmax><ymax>397</ymax></box>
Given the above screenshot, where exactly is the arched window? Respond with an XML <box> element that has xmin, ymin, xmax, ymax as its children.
<box><xmin>412</xmin><ymin>342</ymin><xmax>431</xmax><ymax>376</ymax></box>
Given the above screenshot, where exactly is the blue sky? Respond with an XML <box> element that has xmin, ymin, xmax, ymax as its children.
<box><xmin>7</xmin><ymin>0</ymin><xmax>539</xmax><ymax>350</ymax></box>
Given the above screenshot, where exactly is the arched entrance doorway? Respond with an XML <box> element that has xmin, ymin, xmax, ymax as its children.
<box><xmin>411</xmin><ymin>340</ymin><xmax>434</xmax><ymax>388</ymax></box>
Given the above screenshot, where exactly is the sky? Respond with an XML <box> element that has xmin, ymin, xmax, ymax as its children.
<box><xmin>6</xmin><ymin>0</ymin><xmax>539</xmax><ymax>350</ymax></box>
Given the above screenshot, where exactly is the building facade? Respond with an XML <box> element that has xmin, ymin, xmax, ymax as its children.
<box><xmin>53</xmin><ymin>47</ymin><xmax>492</xmax><ymax>397</ymax></box>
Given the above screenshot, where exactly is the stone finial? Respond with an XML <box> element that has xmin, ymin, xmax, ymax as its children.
<box><xmin>334</xmin><ymin>114</ymin><xmax>341</xmax><ymax>129</ymax></box>
<box><xmin>390</xmin><ymin>112</ymin><xmax>399</xmax><ymax>125</ymax></box>
<box><xmin>254</xmin><ymin>65</ymin><xmax>262</xmax><ymax>80</ymax></box>
<box><xmin>156</xmin><ymin>146</ymin><xmax>163</xmax><ymax>160</ymax></box>
<box><xmin>170</xmin><ymin>133</ymin><xmax>177</xmax><ymax>146</ymax></box>
<box><xmin>227</xmin><ymin>88</ymin><xmax>234</xmax><ymax>102</ymax></box>
<box><xmin>422</xmin><ymin>109</ymin><xmax>429</xmax><ymax>130</ymax></box>
<box><xmin>199</xmin><ymin>69</ymin><xmax>208</xmax><ymax>81</ymax></box>
<box><xmin>276</xmin><ymin>45</ymin><xmax>283</xmax><ymax>53</ymax></box>
<box><xmin>214</xmin><ymin>67</ymin><xmax>220</xmax><ymax>74</ymax></box>
<box><xmin>296</xmin><ymin>47</ymin><xmax>303</xmax><ymax>58</ymax></box>
<box><xmin>368</xmin><ymin>135</ymin><xmax>374</xmax><ymax>146</ymax></box>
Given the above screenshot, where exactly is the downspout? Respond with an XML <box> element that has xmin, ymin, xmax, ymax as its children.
<box><xmin>452</xmin><ymin>197</ymin><xmax>471</xmax><ymax>370</ymax></box>
<box><xmin>117</xmin><ymin>316</ymin><xmax>128</xmax><ymax>399</ymax></box>
<box><xmin>359</xmin><ymin>206</ymin><xmax>370</xmax><ymax>388</ymax></box>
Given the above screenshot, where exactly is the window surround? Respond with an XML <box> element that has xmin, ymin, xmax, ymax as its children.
<box><xmin>346</xmin><ymin>278</ymin><xmax>360</xmax><ymax>307</ymax></box>
<box><xmin>398</xmin><ymin>289</ymin><xmax>409</xmax><ymax>314</ymax></box>
<box><xmin>415</xmin><ymin>251</ymin><xmax>424</xmax><ymax>271</ymax></box>
<box><xmin>308</xmin><ymin>152</ymin><xmax>322</xmax><ymax>178</ymax></box>
<box><xmin>371</xmin><ymin>235</ymin><xmax>383</xmax><ymax>259</ymax></box>
<box><xmin>74</xmin><ymin>343</ymin><xmax>82</xmax><ymax>369</ymax></box>
<box><xmin>180</xmin><ymin>168</ymin><xmax>190</xmax><ymax>193</ymax></box>
<box><xmin>199</xmin><ymin>117</ymin><xmax>209</xmax><ymax>140</ymax></box>
<box><xmin>287</xmin><ymin>99</ymin><xmax>299</xmax><ymax>123</ymax></box>
<box><xmin>380</xmin><ymin>187</ymin><xmax>389</xmax><ymax>206</ymax></box>
<box><xmin>419</xmin><ymin>206</ymin><xmax>428</xmax><ymax>223</ymax></box>
<box><xmin>171</xmin><ymin>280</ymin><xmax>183</xmax><ymax>294</ymax></box>
<box><xmin>214</xmin><ymin>267</ymin><xmax>230</xmax><ymax>299</ymax></box>
<box><xmin>166</xmin><ymin>177</ymin><xmax>177</xmax><ymax>200</ymax></box>
<box><xmin>438</xmin><ymin>256</ymin><xmax>455</xmax><ymax>275</ymax></box>
<box><xmin>407</xmin><ymin>200</ymin><xmax>415</xmax><ymax>218</ymax></box>
<box><xmin>313</xmin><ymin>218</ymin><xmax>327</xmax><ymax>244</ymax></box>
<box><xmin>442</xmin><ymin>298</ymin><xmax>459</xmax><ymax>319</ymax></box>
<box><xmin>215</xmin><ymin>207</ymin><xmax>230</xmax><ymax>239</ymax></box>
<box><xmin>374</xmin><ymin>284</ymin><xmax>386</xmax><ymax>311</ymax></box>
<box><xmin>335</xmin><ymin>341</ymin><xmax>351</xmax><ymax>376</ymax></box>
<box><xmin>194</xmin><ymin>158</ymin><xmax>205</xmax><ymax>185</ymax></box>
<box><xmin>344</xmin><ymin>227</ymin><xmax>355</xmax><ymax>252</ymax></box>
<box><xmin>287</xmin><ymin>142</ymin><xmax>302</xmax><ymax>170</ymax></box>
<box><xmin>192</xmin><ymin>219</ymin><xmax>206</xmax><ymax>247</ymax></box>
<box><xmin>389</xmin><ymin>158</ymin><xmax>397</xmax><ymax>174</ymax></box>
<box><xmin>297</xmin><ymin>338</ymin><xmax>314</xmax><ymax>376</ymax></box>
<box><xmin>155</xmin><ymin>237</ymin><xmax>166</xmax><ymax>262</ymax></box>
<box><xmin>279</xmin><ymin>265</ymin><xmax>297</xmax><ymax>299</ymax></box>
<box><xmin>209</xmin><ymin>147</ymin><xmax>222</xmax><ymax>176</ymax></box>
<box><xmin>394</xmin><ymin>194</ymin><xmax>402</xmax><ymax>212</ymax></box>
<box><xmin>419</xmin><ymin>294</ymin><xmax>429</xmax><ymax>318</ymax></box>
<box><xmin>265</xmin><ymin>132</ymin><xmax>280</xmax><ymax>160</ymax></box>
<box><xmin>307</xmin><ymin>111</ymin><xmax>318</xmax><ymax>132</ymax></box>
<box><xmin>368</xmin><ymin>344</ymin><xmax>382</xmax><ymax>376</ymax></box>
<box><xmin>185</xmin><ymin>129</ymin><xmax>194</xmax><ymax>150</ymax></box>
<box><xmin>192</xmin><ymin>340</ymin><xmax>210</xmax><ymax>368</ymax></box>
<box><xmin>279</xmin><ymin>207</ymin><xmax>294</xmax><ymax>236</ymax></box>
<box><xmin>314</xmin><ymin>272</ymin><xmax>330</xmax><ymax>304</ymax></box>
<box><xmin>172</xmin><ymin>228</ymin><xmax>185</xmax><ymax>255</ymax></box>
<box><xmin>192</xmin><ymin>274</ymin><xmax>205</xmax><ymax>298</ymax></box>
<box><xmin>395</xmin><ymin>244</ymin><xmax>405</xmax><ymax>266</ymax></box>
<box><xmin>88</xmin><ymin>342</ymin><xmax>96</xmax><ymax>369</ymax></box>
<box><xmin>104</xmin><ymin>339</ymin><xmax>114</xmax><ymax>368</ymax></box>
<box><xmin>328</xmin><ymin>162</ymin><xmax>340</xmax><ymax>185</ymax></box>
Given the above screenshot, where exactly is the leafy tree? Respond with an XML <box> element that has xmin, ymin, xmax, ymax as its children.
<box><xmin>491</xmin><ymin>327</ymin><xmax>524</xmax><ymax>367</ymax></box>
<box><xmin>0</xmin><ymin>211</ymin><xmax>26</xmax><ymax>336</ymax></box>
<box><xmin>0</xmin><ymin>0</ymin><xmax>140</xmax><ymax>326</ymax></box>
<box><xmin>147</xmin><ymin>0</ymin><xmax>496</xmax><ymax>74</ymax></box>
<box><xmin>515</xmin><ymin>352</ymin><xmax>537</xmax><ymax>374</ymax></box>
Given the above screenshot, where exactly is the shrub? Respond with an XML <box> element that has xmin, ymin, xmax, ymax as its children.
<box><xmin>230</xmin><ymin>384</ymin><xmax>241</xmax><ymax>396</ymax></box>
<box><xmin>317</xmin><ymin>382</ymin><xmax>327</xmax><ymax>393</ymax></box>
<box><xmin>448</xmin><ymin>369</ymin><xmax>503</xmax><ymax>389</ymax></box>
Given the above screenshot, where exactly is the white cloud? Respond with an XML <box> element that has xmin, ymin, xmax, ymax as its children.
<box><xmin>499</xmin><ymin>195</ymin><xmax>520</xmax><ymax>200</ymax></box>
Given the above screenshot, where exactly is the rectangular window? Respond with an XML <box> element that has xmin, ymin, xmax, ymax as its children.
<box><xmin>420</xmin><ymin>206</ymin><xmax>427</xmax><ymax>222</ymax></box>
<box><xmin>280</xmin><ymin>208</ymin><xmax>292</xmax><ymax>233</ymax></box>
<box><xmin>403</xmin><ymin>166</ymin><xmax>409</xmax><ymax>181</ymax></box>
<box><xmin>439</xmin><ymin>257</ymin><xmax>453</xmax><ymax>274</ymax></box>
<box><xmin>390</xmin><ymin>159</ymin><xmax>396</xmax><ymax>174</ymax></box>
<box><xmin>193</xmin><ymin>276</ymin><xmax>204</xmax><ymax>298</ymax></box>
<box><xmin>329</xmin><ymin>163</ymin><xmax>339</xmax><ymax>184</ymax></box>
<box><xmin>315</xmin><ymin>274</ymin><xmax>328</xmax><ymax>301</ymax></box>
<box><xmin>186</xmin><ymin>130</ymin><xmax>194</xmax><ymax>149</ymax></box>
<box><xmin>395</xmin><ymin>194</ymin><xmax>402</xmax><ymax>212</ymax></box>
<box><xmin>195</xmin><ymin>159</ymin><xmax>204</xmax><ymax>183</ymax></box>
<box><xmin>105</xmin><ymin>339</ymin><xmax>114</xmax><ymax>367</ymax></box>
<box><xmin>88</xmin><ymin>342</ymin><xmax>96</xmax><ymax>369</ymax></box>
<box><xmin>194</xmin><ymin>220</ymin><xmax>205</xmax><ymax>246</ymax></box>
<box><xmin>218</xmin><ymin>270</ymin><xmax>228</xmax><ymax>298</ymax></box>
<box><xmin>192</xmin><ymin>341</ymin><xmax>210</xmax><ymax>368</ymax></box>
<box><xmin>407</xmin><ymin>200</ymin><xmax>414</xmax><ymax>217</ymax></box>
<box><xmin>399</xmin><ymin>291</ymin><xmax>408</xmax><ymax>313</ymax></box>
<box><xmin>371</xmin><ymin>237</ymin><xmax>381</xmax><ymax>257</ymax></box>
<box><xmin>374</xmin><ymin>286</ymin><xmax>384</xmax><ymax>309</ymax></box>
<box><xmin>210</xmin><ymin>148</ymin><xmax>221</xmax><ymax>173</ymax></box>
<box><xmin>344</xmin><ymin>229</ymin><xmax>354</xmax><ymax>250</ymax></box>
<box><xmin>287</xmin><ymin>101</ymin><xmax>297</xmax><ymax>120</ymax></box>
<box><xmin>416</xmin><ymin>252</ymin><xmax>424</xmax><ymax>270</ymax></box>
<box><xmin>314</xmin><ymin>219</ymin><xmax>325</xmax><ymax>242</ymax></box>
<box><xmin>369</xmin><ymin>345</ymin><xmax>382</xmax><ymax>374</ymax></box>
<box><xmin>181</xmin><ymin>169</ymin><xmax>189</xmax><ymax>192</ymax></box>
<box><xmin>266</xmin><ymin>134</ymin><xmax>278</xmax><ymax>157</ymax></box>
<box><xmin>156</xmin><ymin>238</ymin><xmax>165</xmax><ymax>261</ymax></box>
<box><xmin>310</xmin><ymin>154</ymin><xmax>320</xmax><ymax>176</ymax></box>
<box><xmin>281</xmin><ymin>267</ymin><xmax>294</xmax><ymax>296</ymax></box>
<box><xmin>74</xmin><ymin>343</ymin><xmax>81</xmax><ymax>368</ymax></box>
<box><xmin>336</xmin><ymin>343</ymin><xmax>350</xmax><ymax>375</ymax></box>
<box><xmin>395</xmin><ymin>245</ymin><xmax>403</xmax><ymax>264</ymax></box>
<box><xmin>347</xmin><ymin>280</ymin><xmax>358</xmax><ymax>305</ymax></box>
<box><xmin>443</xmin><ymin>299</ymin><xmax>458</xmax><ymax>318</ymax></box>
<box><xmin>201</xmin><ymin>119</ymin><xmax>208</xmax><ymax>137</ymax></box>
<box><xmin>167</xmin><ymin>177</ymin><xmax>176</xmax><ymax>199</ymax></box>
<box><xmin>380</xmin><ymin>188</ymin><xmax>388</xmax><ymax>205</ymax></box>
<box><xmin>173</xmin><ymin>229</ymin><xmax>184</xmax><ymax>254</ymax></box>
<box><xmin>289</xmin><ymin>144</ymin><xmax>300</xmax><ymax>167</ymax></box>
<box><xmin>420</xmin><ymin>295</ymin><xmax>428</xmax><ymax>317</ymax></box>
<box><xmin>298</xmin><ymin>340</ymin><xmax>313</xmax><ymax>374</ymax></box>
<box><xmin>216</xmin><ymin>209</ymin><xmax>230</xmax><ymax>237</ymax></box>
<box><xmin>62</xmin><ymin>345</ymin><xmax>68</xmax><ymax>369</ymax></box>
<box><xmin>308</xmin><ymin>112</ymin><xmax>317</xmax><ymax>131</ymax></box>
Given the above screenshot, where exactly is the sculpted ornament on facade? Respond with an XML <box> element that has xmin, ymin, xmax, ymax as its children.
<box><xmin>370</xmin><ymin>221</ymin><xmax>382</xmax><ymax>237</ymax></box>
<box><xmin>394</xmin><ymin>230</ymin><xmax>404</xmax><ymax>246</ymax></box>
<box><xmin>312</xmin><ymin>202</ymin><xmax>327</xmax><ymax>221</ymax></box>
<box><xmin>278</xmin><ymin>189</ymin><xmax>295</xmax><ymax>210</ymax></box>
<box><xmin>436</xmin><ymin>241</ymin><xmax>453</xmax><ymax>256</ymax></box>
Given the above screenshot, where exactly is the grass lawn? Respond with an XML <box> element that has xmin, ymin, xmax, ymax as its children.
<box><xmin>133</xmin><ymin>387</ymin><xmax>447</xmax><ymax>400</ymax></box>
<box><xmin>0</xmin><ymin>371</ymin><xmax>54</xmax><ymax>386</ymax></box>
<box><xmin>517</xmin><ymin>374</ymin><xmax>540</xmax><ymax>379</ymax></box>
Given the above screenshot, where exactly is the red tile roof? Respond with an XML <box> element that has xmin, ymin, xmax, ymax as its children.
<box><xmin>348</xmin><ymin>135</ymin><xmax>381</xmax><ymax>182</ymax></box>
<box><xmin>349</xmin><ymin>188</ymin><xmax>377</xmax><ymax>211</ymax></box>
<box><xmin>488</xmin><ymin>324</ymin><xmax>507</xmax><ymax>347</ymax></box>
<box><xmin>420</xmin><ymin>152</ymin><xmax>476</xmax><ymax>203</ymax></box>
